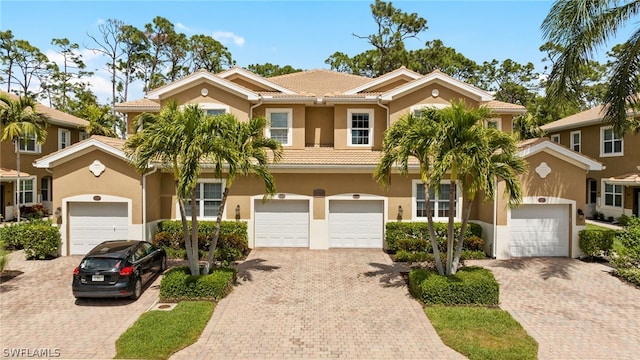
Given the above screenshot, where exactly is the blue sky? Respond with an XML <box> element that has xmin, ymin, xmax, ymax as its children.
<box><xmin>0</xmin><ymin>0</ymin><xmax>627</xmax><ymax>103</ymax></box>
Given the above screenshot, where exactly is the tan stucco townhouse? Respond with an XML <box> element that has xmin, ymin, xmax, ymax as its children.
<box><xmin>33</xmin><ymin>67</ymin><xmax>603</xmax><ymax>258</ymax></box>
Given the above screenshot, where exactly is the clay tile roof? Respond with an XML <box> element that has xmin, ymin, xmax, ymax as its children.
<box><xmin>0</xmin><ymin>90</ymin><xmax>88</xmax><ymax>128</ymax></box>
<box><xmin>114</xmin><ymin>98</ymin><xmax>161</xmax><ymax>110</ymax></box>
<box><xmin>0</xmin><ymin>167</ymin><xmax>30</xmax><ymax>178</ymax></box>
<box><xmin>90</xmin><ymin>135</ymin><xmax>126</xmax><ymax>150</ymax></box>
<box><xmin>271</xmin><ymin>147</ymin><xmax>419</xmax><ymax>166</ymax></box>
<box><xmin>483</xmin><ymin>100</ymin><xmax>527</xmax><ymax>112</ymax></box>
<box><xmin>541</xmin><ymin>105</ymin><xmax>606</xmax><ymax>131</ymax></box>
<box><xmin>268</xmin><ymin>69</ymin><xmax>372</xmax><ymax>97</ymax></box>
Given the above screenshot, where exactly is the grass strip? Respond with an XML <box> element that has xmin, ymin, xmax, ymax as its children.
<box><xmin>115</xmin><ymin>301</ymin><xmax>214</xmax><ymax>360</ymax></box>
<box><xmin>425</xmin><ymin>305</ymin><xmax>538</xmax><ymax>360</ymax></box>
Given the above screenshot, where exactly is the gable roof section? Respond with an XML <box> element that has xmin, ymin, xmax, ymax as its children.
<box><xmin>269</xmin><ymin>69</ymin><xmax>372</xmax><ymax>97</ymax></box>
<box><xmin>343</xmin><ymin>67</ymin><xmax>423</xmax><ymax>95</ymax></box>
<box><xmin>541</xmin><ymin>105</ymin><xmax>607</xmax><ymax>132</ymax></box>
<box><xmin>0</xmin><ymin>90</ymin><xmax>88</xmax><ymax>128</ymax></box>
<box><xmin>517</xmin><ymin>137</ymin><xmax>602</xmax><ymax>171</ymax></box>
<box><xmin>33</xmin><ymin>135</ymin><xmax>128</xmax><ymax>168</ymax></box>
<box><xmin>113</xmin><ymin>98</ymin><xmax>161</xmax><ymax>112</ymax></box>
<box><xmin>379</xmin><ymin>69</ymin><xmax>494</xmax><ymax>102</ymax></box>
<box><xmin>144</xmin><ymin>69</ymin><xmax>261</xmax><ymax>101</ymax></box>
<box><xmin>217</xmin><ymin>66</ymin><xmax>297</xmax><ymax>94</ymax></box>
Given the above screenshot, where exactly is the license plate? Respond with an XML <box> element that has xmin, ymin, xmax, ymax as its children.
<box><xmin>92</xmin><ymin>275</ymin><xmax>104</xmax><ymax>282</ymax></box>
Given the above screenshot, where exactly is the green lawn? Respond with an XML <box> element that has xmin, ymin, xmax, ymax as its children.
<box><xmin>585</xmin><ymin>223</ymin><xmax>611</xmax><ymax>231</ymax></box>
<box><xmin>425</xmin><ymin>305</ymin><xmax>538</xmax><ymax>360</ymax></box>
<box><xmin>115</xmin><ymin>301</ymin><xmax>214</xmax><ymax>360</ymax></box>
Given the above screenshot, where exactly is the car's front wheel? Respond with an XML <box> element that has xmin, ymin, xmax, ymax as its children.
<box><xmin>130</xmin><ymin>276</ymin><xmax>142</xmax><ymax>300</ymax></box>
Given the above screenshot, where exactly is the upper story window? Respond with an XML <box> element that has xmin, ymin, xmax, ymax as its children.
<box><xmin>603</xmin><ymin>182</ymin><xmax>623</xmax><ymax>208</ymax></box>
<box><xmin>266</xmin><ymin>108</ymin><xmax>292</xmax><ymax>146</ymax></box>
<box><xmin>348</xmin><ymin>109</ymin><xmax>374</xmax><ymax>147</ymax></box>
<box><xmin>79</xmin><ymin>131</ymin><xmax>89</xmax><ymax>141</ymax></box>
<box><xmin>58</xmin><ymin>129</ymin><xmax>71</xmax><ymax>150</ymax></box>
<box><xmin>18</xmin><ymin>135</ymin><xmax>40</xmax><ymax>153</ymax></box>
<box><xmin>600</xmin><ymin>126</ymin><xmax>623</xmax><ymax>157</ymax></box>
<box><xmin>191</xmin><ymin>103</ymin><xmax>229</xmax><ymax>116</ymax></box>
<box><xmin>184</xmin><ymin>180</ymin><xmax>225</xmax><ymax>219</ymax></box>
<box><xmin>485</xmin><ymin>118</ymin><xmax>501</xmax><ymax>130</ymax></box>
<box><xmin>206</xmin><ymin>109</ymin><xmax>226</xmax><ymax>116</ymax></box>
<box><xmin>413</xmin><ymin>180</ymin><xmax>459</xmax><ymax>220</ymax></box>
<box><xmin>550</xmin><ymin>134</ymin><xmax>560</xmax><ymax>144</ymax></box>
<box><xmin>570</xmin><ymin>131</ymin><xmax>581</xmax><ymax>152</ymax></box>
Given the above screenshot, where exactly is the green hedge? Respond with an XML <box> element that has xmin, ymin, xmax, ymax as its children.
<box><xmin>612</xmin><ymin>217</ymin><xmax>640</xmax><ymax>269</ymax></box>
<box><xmin>409</xmin><ymin>266</ymin><xmax>499</xmax><ymax>306</ymax></box>
<box><xmin>386</xmin><ymin>221</ymin><xmax>482</xmax><ymax>253</ymax></box>
<box><xmin>578</xmin><ymin>229</ymin><xmax>616</xmax><ymax>258</ymax></box>
<box><xmin>0</xmin><ymin>220</ymin><xmax>60</xmax><ymax>259</ymax></box>
<box><xmin>160</xmin><ymin>266</ymin><xmax>237</xmax><ymax>302</ymax></box>
<box><xmin>154</xmin><ymin>220</ymin><xmax>249</xmax><ymax>261</ymax></box>
<box><xmin>395</xmin><ymin>250</ymin><xmax>486</xmax><ymax>264</ymax></box>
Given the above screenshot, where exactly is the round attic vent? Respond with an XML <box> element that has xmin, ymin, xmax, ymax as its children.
<box><xmin>432</xmin><ymin>89</ymin><xmax>440</xmax><ymax>97</ymax></box>
<box><xmin>201</xmin><ymin>88</ymin><xmax>208</xmax><ymax>96</ymax></box>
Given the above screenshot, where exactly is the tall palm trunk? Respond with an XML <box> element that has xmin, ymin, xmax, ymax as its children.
<box><xmin>206</xmin><ymin>187</ymin><xmax>229</xmax><ymax>270</ymax></box>
<box><xmin>190</xmin><ymin>189</ymin><xmax>200</xmax><ymax>274</ymax></box>
<box><xmin>451</xmin><ymin>197</ymin><xmax>474</xmax><ymax>274</ymax></box>
<box><xmin>424</xmin><ymin>185</ymin><xmax>444</xmax><ymax>275</ymax></box>
<box><xmin>14</xmin><ymin>137</ymin><xmax>21</xmax><ymax>222</ymax></box>
<box><xmin>446</xmin><ymin>179</ymin><xmax>456</xmax><ymax>275</ymax></box>
<box><xmin>177</xmin><ymin>195</ymin><xmax>198</xmax><ymax>275</ymax></box>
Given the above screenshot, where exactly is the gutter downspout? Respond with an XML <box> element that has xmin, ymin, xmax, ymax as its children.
<box><xmin>492</xmin><ymin>178</ymin><xmax>498</xmax><ymax>259</ymax></box>
<box><xmin>377</xmin><ymin>98</ymin><xmax>390</xmax><ymax>129</ymax></box>
<box><xmin>250</xmin><ymin>99</ymin><xmax>263</xmax><ymax>119</ymax></box>
<box><xmin>142</xmin><ymin>165</ymin><xmax>158</xmax><ymax>242</ymax></box>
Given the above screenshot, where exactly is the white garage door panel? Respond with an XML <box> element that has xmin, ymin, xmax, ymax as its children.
<box><xmin>510</xmin><ymin>205</ymin><xmax>569</xmax><ymax>257</ymax></box>
<box><xmin>254</xmin><ymin>200</ymin><xmax>309</xmax><ymax>247</ymax></box>
<box><xmin>329</xmin><ymin>200</ymin><xmax>383</xmax><ymax>248</ymax></box>
<box><xmin>69</xmin><ymin>202</ymin><xmax>129</xmax><ymax>255</ymax></box>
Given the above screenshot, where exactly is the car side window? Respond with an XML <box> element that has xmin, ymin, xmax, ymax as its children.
<box><xmin>132</xmin><ymin>245</ymin><xmax>148</xmax><ymax>262</ymax></box>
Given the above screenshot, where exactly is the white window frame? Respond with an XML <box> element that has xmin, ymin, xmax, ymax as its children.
<box><xmin>176</xmin><ymin>179</ymin><xmax>227</xmax><ymax>220</ymax></box>
<box><xmin>485</xmin><ymin>117</ymin><xmax>502</xmax><ymax>130</ymax></box>
<box><xmin>79</xmin><ymin>131</ymin><xmax>89</xmax><ymax>141</ymax></box>
<box><xmin>17</xmin><ymin>135</ymin><xmax>41</xmax><ymax>154</ymax></box>
<box><xmin>58</xmin><ymin>128</ymin><xmax>71</xmax><ymax>150</ymax></box>
<box><xmin>410</xmin><ymin>103</ymin><xmax>448</xmax><ymax>118</ymax></box>
<box><xmin>18</xmin><ymin>177</ymin><xmax>36</xmax><ymax>205</ymax></box>
<box><xmin>600</xmin><ymin>126</ymin><xmax>624</xmax><ymax>157</ymax></box>
<box><xmin>602</xmin><ymin>181</ymin><xmax>623</xmax><ymax>209</ymax></box>
<box><xmin>40</xmin><ymin>176</ymin><xmax>51</xmax><ymax>202</ymax></box>
<box><xmin>347</xmin><ymin>108</ymin><xmax>374</xmax><ymax>147</ymax></box>
<box><xmin>199</xmin><ymin>102</ymin><xmax>230</xmax><ymax>116</ymax></box>
<box><xmin>550</xmin><ymin>134</ymin><xmax>560</xmax><ymax>144</ymax></box>
<box><xmin>570</xmin><ymin>130</ymin><xmax>581</xmax><ymax>152</ymax></box>
<box><xmin>411</xmin><ymin>179</ymin><xmax>461</xmax><ymax>221</ymax></box>
<box><xmin>266</xmin><ymin>108</ymin><xmax>292</xmax><ymax>146</ymax></box>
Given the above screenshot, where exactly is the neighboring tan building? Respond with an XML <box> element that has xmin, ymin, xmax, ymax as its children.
<box><xmin>1</xmin><ymin>90</ymin><xmax>89</xmax><ymax>220</ymax></box>
<box><xmin>34</xmin><ymin>67</ymin><xmax>602</xmax><ymax>259</ymax></box>
<box><xmin>542</xmin><ymin>106</ymin><xmax>640</xmax><ymax>220</ymax></box>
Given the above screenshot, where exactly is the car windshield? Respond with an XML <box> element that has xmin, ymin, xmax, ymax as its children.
<box><xmin>80</xmin><ymin>257</ymin><xmax>122</xmax><ymax>271</ymax></box>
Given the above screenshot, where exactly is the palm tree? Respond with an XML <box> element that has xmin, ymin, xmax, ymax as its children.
<box><xmin>0</xmin><ymin>94</ymin><xmax>48</xmax><ymax>222</ymax></box>
<box><xmin>83</xmin><ymin>104</ymin><xmax>118</xmax><ymax>137</ymax></box>
<box><xmin>125</xmin><ymin>101</ymin><xmax>216</xmax><ymax>274</ymax></box>
<box><xmin>541</xmin><ymin>1</ymin><xmax>640</xmax><ymax>136</ymax></box>
<box><xmin>203</xmin><ymin>114</ymin><xmax>282</xmax><ymax>271</ymax></box>
<box><xmin>374</xmin><ymin>108</ymin><xmax>445</xmax><ymax>275</ymax></box>
<box><xmin>431</xmin><ymin>101</ymin><xmax>525</xmax><ymax>274</ymax></box>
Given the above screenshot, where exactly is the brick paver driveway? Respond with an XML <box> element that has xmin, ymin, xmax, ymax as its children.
<box><xmin>0</xmin><ymin>250</ymin><xmax>161</xmax><ymax>359</ymax></box>
<box><xmin>468</xmin><ymin>258</ymin><xmax>640</xmax><ymax>360</ymax></box>
<box><xmin>171</xmin><ymin>249</ymin><xmax>464</xmax><ymax>360</ymax></box>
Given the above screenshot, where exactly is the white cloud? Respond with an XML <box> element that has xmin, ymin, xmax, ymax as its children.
<box><xmin>212</xmin><ymin>31</ymin><xmax>245</xmax><ymax>47</ymax></box>
<box><xmin>175</xmin><ymin>22</ymin><xmax>191</xmax><ymax>32</ymax></box>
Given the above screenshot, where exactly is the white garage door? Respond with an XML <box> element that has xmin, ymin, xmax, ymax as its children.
<box><xmin>510</xmin><ymin>204</ymin><xmax>569</xmax><ymax>257</ymax></box>
<box><xmin>329</xmin><ymin>200</ymin><xmax>384</xmax><ymax>248</ymax></box>
<box><xmin>68</xmin><ymin>202</ymin><xmax>129</xmax><ymax>255</ymax></box>
<box><xmin>254</xmin><ymin>200</ymin><xmax>309</xmax><ymax>247</ymax></box>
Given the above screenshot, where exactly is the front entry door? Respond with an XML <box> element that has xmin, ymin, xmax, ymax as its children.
<box><xmin>587</xmin><ymin>179</ymin><xmax>597</xmax><ymax>218</ymax></box>
<box><xmin>635</xmin><ymin>189</ymin><xmax>640</xmax><ymax>217</ymax></box>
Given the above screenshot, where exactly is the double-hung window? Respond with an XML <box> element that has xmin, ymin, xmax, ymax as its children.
<box><xmin>266</xmin><ymin>108</ymin><xmax>292</xmax><ymax>146</ymax></box>
<box><xmin>570</xmin><ymin>131</ymin><xmax>581</xmax><ymax>152</ymax></box>
<box><xmin>348</xmin><ymin>109</ymin><xmax>373</xmax><ymax>146</ymax></box>
<box><xmin>18</xmin><ymin>179</ymin><xmax>34</xmax><ymax>204</ymax></box>
<box><xmin>600</xmin><ymin>126</ymin><xmax>623</xmax><ymax>156</ymax></box>
<box><xmin>603</xmin><ymin>183</ymin><xmax>623</xmax><ymax>208</ymax></box>
<box><xmin>485</xmin><ymin>118</ymin><xmax>501</xmax><ymax>130</ymax></box>
<box><xmin>413</xmin><ymin>180</ymin><xmax>458</xmax><ymax>220</ymax></box>
<box><xmin>59</xmin><ymin>129</ymin><xmax>71</xmax><ymax>150</ymax></box>
<box><xmin>184</xmin><ymin>181</ymin><xmax>224</xmax><ymax>218</ymax></box>
<box><xmin>550</xmin><ymin>134</ymin><xmax>560</xmax><ymax>144</ymax></box>
<box><xmin>18</xmin><ymin>135</ymin><xmax>39</xmax><ymax>153</ymax></box>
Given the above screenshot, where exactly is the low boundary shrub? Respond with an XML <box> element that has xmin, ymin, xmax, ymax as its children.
<box><xmin>160</xmin><ymin>266</ymin><xmax>236</xmax><ymax>302</ymax></box>
<box><xmin>386</xmin><ymin>222</ymin><xmax>482</xmax><ymax>253</ymax></box>
<box><xmin>409</xmin><ymin>266</ymin><xmax>499</xmax><ymax>305</ymax></box>
<box><xmin>0</xmin><ymin>220</ymin><xmax>60</xmax><ymax>259</ymax></box>
<box><xmin>579</xmin><ymin>229</ymin><xmax>616</xmax><ymax>258</ymax></box>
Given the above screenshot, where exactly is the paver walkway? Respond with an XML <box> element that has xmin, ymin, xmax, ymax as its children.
<box><xmin>0</xmin><ymin>250</ymin><xmax>160</xmax><ymax>359</ymax></box>
<box><xmin>468</xmin><ymin>258</ymin><xmax>640</xmax><ymax>360</ymax></box>
<box><xmin>171</xmin><ymin>249</ymin><xmax>464</xmax><ymax>360</ymax></box>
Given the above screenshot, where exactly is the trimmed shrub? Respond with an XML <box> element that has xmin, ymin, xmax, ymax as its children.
<box><xmin>385</xmin><ymin>221</ymin><xmax>482</xmax><ymax>253</ymax></box>
<box><xmin>461</xmin><ymin>249</ymin><xmax>487</xmax><ymax>260</ymax></box>
<box><xmin>0</xmin><ymin>223</ymin><xmax>24</xmax><ymax>250</ymax></box>
<box><xmin>612</xmin><ymin>217</ymin><xmax>640</xmax><ymax>269</ymax></box>
<box><xmin>617</xmin><ymin>214</ymin><xmax>634</xmax><ymax>227</ymax></box>
<box><xmin>396</xmin><ymin>238</ymin><xmax>430</xmax><ymax>252</ymax></box>
<box><xmin>616</xmin><ymin>268</ymin><xmax>640</xmax><ymax>287</ymax></box>
<box><xmin>160</xmin><ymin>266</ymin><xmax>237</xmax><ymax>301</ymax></box>
<box><xmin>409</xmin><ymin>266</ymin><xmax>499</xmax><ymax>306</ymax></box>
<box><xmin>464</xmin><ymin>235</ymin><xmax>484</xmax><ymax>251</ymax></box>
<box><xmin>0</xmin><ymin>238</ymin><xmax>8</xmax><ymax>273</ymax></box>
<box><xmin>395</xmin><ymin>250</ymin><xmax>432</xmax><ymax>263</ymax></box>
<box><xmin>21</xmin><ymin>221</ymin><xmax>60</xmax><ymax>259</ymax></box>
<box><xmin>579</xmin><ymin>229</ymin><xmax>616</xmax><ymax>258</ymax></box>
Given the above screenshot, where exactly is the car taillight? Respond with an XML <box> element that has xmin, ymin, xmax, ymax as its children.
<box><xmin>119</xmin><ymin>266</ymin><xmax>135</xmax><ymax>276</ymax></box>
<box><xmin>73</xmin><ymin>267</ymin><xmax>79</xmax><ymax>275</ymax></box>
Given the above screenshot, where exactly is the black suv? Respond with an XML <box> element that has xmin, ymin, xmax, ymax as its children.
<box><xmin>72</xmin><ymin>240</ymin><xmax>167</xmax><ymax>300</ymax></box>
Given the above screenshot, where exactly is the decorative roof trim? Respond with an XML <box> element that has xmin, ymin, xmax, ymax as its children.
<box><xmin>343</xmin><ymin>67</ymin><xmax>422</xmax><ymax>95</ymax></box>
<box><xmin>217</xmin><ymin>67</ymin><xmax>297</xmax><ymax>94</ymax></box>
<box><xmin>380</xmin><ymin>71</ymin><xmax>494</xmax><ymax>102</ymax></box>
<box><xmin>145</xmin><ymin>71</ymin><xmax>260</xmax><ymax>101</ymax></box>
<box><xmin>518</xmin><ymin>140</ymin><xmax>603</xmax><ymax>171</ymax></box>
<box><xmin>33</xmin><ymin>138</ymin><xmax>127</xmax><ymax>168</ymax></box>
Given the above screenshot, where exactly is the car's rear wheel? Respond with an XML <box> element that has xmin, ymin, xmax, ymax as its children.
<box><xmin>160</xmin><ymin>256</ymin><xmax>167</xmax><ymax>273</ymax></box>
<box><xmin>130</xmin><ymin>277</ymin><xmax>142</xmax><ymax>300</ymax></box>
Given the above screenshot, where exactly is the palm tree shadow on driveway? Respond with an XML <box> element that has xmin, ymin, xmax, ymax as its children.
<box><xmin>487</xmin><ymin>258</ymin><xmax>578</xmax><ymax>280</ymax></box>
<box><xmin>235</xmin><ymin>258</ymin><xmax>280</xmax><ymax>283</ymax></box>
<box><xmin>363</xmin><ymin>262</ymin><xmax>410</xmax><ymax>288</ymax></box>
